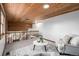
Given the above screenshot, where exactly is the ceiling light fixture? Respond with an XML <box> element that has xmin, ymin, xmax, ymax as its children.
<box><xmin>43</xmin><ymin>4</ymin><xmax>49</xmax><ymax>9</ymax></box>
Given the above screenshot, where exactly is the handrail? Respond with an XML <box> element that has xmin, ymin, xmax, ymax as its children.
<box><xmin>7</xmin><ymin>31</ymin><xmax>27</xmax><ymax>33</ymax></box>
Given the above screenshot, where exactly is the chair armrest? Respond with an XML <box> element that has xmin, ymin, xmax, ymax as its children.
<box><xmin>44</xmin><ymin>39</ymin><xmax>56</xmax><ymax>43</ymax></box>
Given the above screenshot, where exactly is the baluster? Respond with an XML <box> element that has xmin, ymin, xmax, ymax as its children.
<box><xmin>20</xmin><ymin>32</ymin><xmax>21</xmax><ymax>40</ymax></box>
<box><xmin>25</xmin><ymin>31</ymin><xmax>27</xmax><ymax>40</ymax></box>
<box><xmin>11</xmin><ymin>33</ymin><xmax>12</xmax><ymax>43</ymax></box>
<box><xmin>15</xmin><ymin>32</ymin><xmax>16</xmax><ymax>41</ymax></box>
<box><xmin>6</xmin><ymin>32</ymin><xmax>8</xmax><ymax>44</ymax></box>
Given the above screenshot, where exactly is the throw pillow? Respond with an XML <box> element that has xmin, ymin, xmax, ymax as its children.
<box><xmin>70</xmin><ymin>37</ymin><xmax>79</xmax><ymax>46</ymax></box>
<box><xmin>63</xmin><ymin>35</ymin><xmax>71</xmax><ymax>44</ymax></box>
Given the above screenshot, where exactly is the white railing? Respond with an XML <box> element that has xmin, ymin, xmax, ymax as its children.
<box><xmin>6</xmin><ymin>31</ymin><xmax>28</xmax><ymax>44</ymax></box>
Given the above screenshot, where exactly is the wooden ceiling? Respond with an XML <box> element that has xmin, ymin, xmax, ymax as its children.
<box><xmin>3</xmin><ymin>3</ymin><xmax>79</xmax><ymax>23</ymax></box>
<box><xmin>2</xmin><ymin>3</ymin><xmax>79</xmax><ymax>31</ymax></box>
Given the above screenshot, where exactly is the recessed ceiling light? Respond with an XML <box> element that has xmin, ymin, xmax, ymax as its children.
<box><xmin>43</xmin><ymin>4</ymin><xmax>49</xmax><ymax>9</ymax></box>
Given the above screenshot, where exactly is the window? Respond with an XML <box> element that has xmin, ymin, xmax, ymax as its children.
<box><xmin>1</xmin><ymin>11</ymin><xmax>5</xmax><ymax>34</ymax></box>
<box><xmin>0</xmin><ymin>9</ymin><xmax>5</xmax><ymax>40</ymax></box>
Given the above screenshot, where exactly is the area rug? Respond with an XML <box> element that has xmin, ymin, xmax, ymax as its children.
<box><xmin>10</xmin><ymin>44</ymin><xmax>59</xmax><ymax>56</ymax></box>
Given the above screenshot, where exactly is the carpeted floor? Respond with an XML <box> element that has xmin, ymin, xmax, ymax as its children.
<box><xmin>4</xmin><ymin>39</ymin><xmax>59</xmax><ymax>56</ymax></box>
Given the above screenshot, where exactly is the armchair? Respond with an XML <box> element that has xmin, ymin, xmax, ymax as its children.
<box><xmin>61</xmin><ymin>34</ymin><xmax>79</xmax><ymax>56</ymax></box>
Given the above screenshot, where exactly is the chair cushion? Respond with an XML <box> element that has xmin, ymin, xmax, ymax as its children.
<box><xmin>64</xmin><ymin>44</ymin><xmax>79</xmax><ymax>55</ymax></box>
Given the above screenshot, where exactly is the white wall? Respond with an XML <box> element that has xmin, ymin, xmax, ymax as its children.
<box><xmin>34</xmin><ymin>10</ymin><xmax>79</xmax><ymax>42</ymax></box>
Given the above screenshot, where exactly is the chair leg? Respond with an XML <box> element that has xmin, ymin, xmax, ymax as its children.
<box><xmin>33</xmin><ymin>45</ymin><xmax>35</xmax><ymax>50</ymax></box>
<box><xmin>44</xmin><ymin>45</ymin><xmax>47</xmax><ymax>52</ymax></box>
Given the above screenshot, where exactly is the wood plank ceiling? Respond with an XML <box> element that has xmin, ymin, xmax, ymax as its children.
<box><xmin>3</xmin><ymin>3</ymin><xmax>79</xmax><ymax>31</ymax></box>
